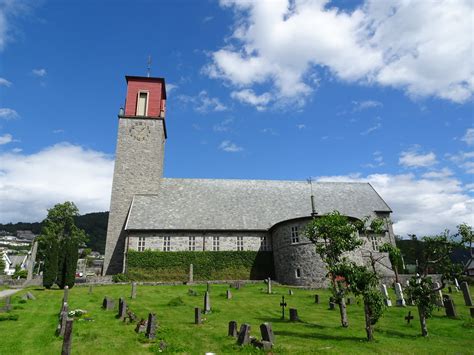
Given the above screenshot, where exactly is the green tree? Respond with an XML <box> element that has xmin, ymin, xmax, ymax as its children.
<box><xmin>379</xmin><ymin>243</ymin><xmax>403</xmax><ymax>283</ymax></box>
<box><xmin>458</xmin><ymin>223</ymin><xmax>473</xmax><ymax>258</ymax></box>
<box><xmin>37</xmin><ymin>202</ymin><xmax>86</xmax><ymax>289</ymax></box>
<box><xmin>305</xmin><ymin>211</ymin><xmax>362</xmax><ymax>327</ymax></box>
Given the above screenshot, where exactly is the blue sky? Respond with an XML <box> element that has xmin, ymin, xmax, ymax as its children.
<box><xmin>0</xmin><ymin>0</ymin><xmax>472</xmax><ymax>237</ymax></box>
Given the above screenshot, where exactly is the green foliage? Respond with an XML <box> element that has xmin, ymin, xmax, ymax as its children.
<box><xmin>167</xmin><ymin>297</ymin><xmax>185</xmax><ymax>307</ymax></box>
<box><xmin>458</xmin><ymin>223</ymin><xmax>473</xmax><ymax>256</ymax></box>
<box><xmin>127</xmin><ymin>250</ymin><xmax>274</xmax><ymax>281</ymax></box>
<box><xmin>0</xmin><ymin>253</ymin><xmax>5</xmax><ymax>275</ymax></box>
<box><xmin>112</xmin><ymin>273</ymin><xmax>129</xmax><ymax>283</ymax></box>
<box><xmin>12</xmin><ymin>267</ymin><xmax>28</xmax><ymax>279</ymax></box>
<box><xmin>379</xmin><ymin>243</ymin><xmax>403</xmax><ymax>271</ymax></box>
<box><xmin>420</xmin><ymin>231</ymin><xmax>461</xmax><ymax>279</ymax></box>
<box><xmin>406</xmin><ymin>276</ymin><xmax>438</xmax><ymax>318</ymax></box>
<box><xmin>38</xmin><ymin>202</ymin><xmax>87</xmax><ymax>289</ymax></box>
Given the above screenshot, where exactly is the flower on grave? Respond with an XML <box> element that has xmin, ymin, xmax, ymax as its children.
<box><xmin>68</xmin><ymin>309</ymin><xmax>88</xmax><ymax>318</ymax></box>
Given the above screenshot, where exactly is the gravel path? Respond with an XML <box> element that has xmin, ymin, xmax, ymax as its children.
<box><xmin>0</xmin><ymin>289</ymin><xmax>22</xmax><ymax>299</ymax></box>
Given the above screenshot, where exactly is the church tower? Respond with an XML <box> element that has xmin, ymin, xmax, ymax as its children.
<box><xmin>103</xmin><ymin>75</ymin><xmax>167</xmax><ymax>274</ymax></box>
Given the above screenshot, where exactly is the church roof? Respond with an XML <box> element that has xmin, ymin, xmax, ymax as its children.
<box><xmin>125</xmin><ymin>178</ymin><xmax>392</xmax><ymax>231</ymax></box>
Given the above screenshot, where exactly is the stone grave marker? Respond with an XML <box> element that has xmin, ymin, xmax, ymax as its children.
<box><xmin>207</xmin><ymin>282</ymin><xmax>211</xmax><ymax>293</ymax></box>
<box><xmin>118</xmin><ymin>297</ymin><xmax>127</xmax><ymax>320</ymax></box>
<box><xmin>448</xmin><ymin>286</ymin><xmax>453</xmax><ymax>293</ymax></box>
<box><xmin>329</xmin><ymin>296</ymin><xmax>336</xmax><ymax>310</ymax></box>
<box><xmin>123</xmin><ymin>309</ymin><xmax>137</xmax><ymax>324</ymax></box>
<box><xmin>267</xmin><ymin>278</ymin><xmax>272</xmax><ymax>294</ymax></box>
<box><xmin>226</xmin><ymin>290</ymin><xmax>232</xmax><ymax>300</ymax></box>
<box><xmin>289</xmin><ymin>308</ymin><xmax>299</xmax><ymax>322</ymax></box>
<box><xmin>394</xmin><ymin>283</ymin><xmax>406</xmax><ymax>307</ymax></box>
<box><xmin>57</xmin><ymin>309</ymin><xmax>68</xmax><ymax>337</ymax></box>
<box><xmin>443</xmin><ymin>295</ymin><xmax>457</xmax><ymax>318</ymax></box>
<box><xmin>102</xmin><ymin>297</ymin><xmax>115</xmax><ymax>310</ymax></box>
<box><xmin>145</xmin><ymin>313</ymin><xmax>157</xmax><ymax>339</ymax></box>
<box><xmin>228</xmin><ymin>320</ymin><xmax>238</xmax><ymax>337</ymax></box>
<box><xmin>204</xmin><ymin>291</ymin><xmax>211</xmax><ymax>314</ymax></box>
<box><xmin>380</xmin><ymin>284</ymin><xmax>392</xmax><ymax>307</ymax></box>
<box><xmin>61</xmin><ymin>318</ymin><xmax>73</xmax><ymax>355</ymax></box>
<box><xmin>280</xmin><ymin>296</ymin><xmax>287</xmax><ymax>319</ymax></box>
<box><xmin>236</xmin><ymin>323</ymin><xmax>251</xmax><ymax>346</ymax></box>
<box><xmin>194</xmin><ymin>307</ymin><xmax>202</xmax><ymax>325</ymax></box>
<box><xmin>460</xmin><ymin>281</ymin><xmax>473</xmax><ymax>306</ymax></box>
<box><xmin>314</xmin><ymin>294</ymin><xmax>320</xmax><ymax>304</ymax></box>
<box><xmin>1</xmin><ymin>296</ymin><xmax>12</xmax><ymax>312</ymax></box>
<box><xmin>131</xmin><ymin>282</ymin><xmax>137</xmax><ymax>299</ymax></box>
<box><xmin>62</xmin><ymin>285</ymin><xmax>69</xmax><ymax>304</ymax></box>
<box><xmin>25</xmin><ymin>292</ymin><xmax>36</xmax><ymax>300</ymax></box>
<box><xmin>189</xmin><ymin>264</ymin><xmax>193</xmax><ymax>284</ymax></box>
<box><xmin>288</xmin><ymin>289</ymin><xmax>294</xmax><ymax>296</ymax></box>
<box><xmin>135</xmin><ymin>318</ymin><xmax>148</xmax><ymax>333</ymax></box>
<box><xmin>347</xmin><ymin>298</ymin><xmax>353</xmax><ymax>305</ymax></box>
<box><xmin>88</xmin><ymin>285</ymin><xmax>93</xmax><ymax>295</ymax></box>
<box><xmin>433</xmin><ymin>282</ymin><xmax>444</xmax><ymax>307</ymax></box>
<box><xmin>404</xmin><ymin>311</ymin><xmax>414</xmax><ymax>324</ymax></box>
<box><xmin>454</xmin><ymin>278</ymin><xmax>460</xmax><ymax>291</ymax></box>
<box><xmin>59</xmin><ymin>301</ymin><xmax>68</xmax><ymax>318</ymax></box>
<box><xmin>260</xmin><ymin>322</ymin><xmax>275</xmax><ymax>344</ymax></box>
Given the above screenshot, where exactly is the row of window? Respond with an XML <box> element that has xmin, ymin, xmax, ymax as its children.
<box><xmin>137</xmin><ymin>236</ymin><xmax>270</xmax><ymax>252</ymax></box>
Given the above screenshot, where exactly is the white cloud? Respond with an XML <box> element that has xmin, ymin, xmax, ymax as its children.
<box><xmin>0</xmin><ymin>133</ymin><xmax>13</xmax><ymax>145</ymax></box>
<box><xmin>0</xmin><ymin>78</ymin><xmax>12</xmax><ymax>87</ymax></box>
<box><xmin>360</xmin><ymin>121</ymin><xmax>381</xmax><ymax>135</ymax></box>
<box><xmin>399</xmin><ymin>149</ymin><xmax>437</xmax><ymax>168</ymax></box>
<box><xmin>352</xmin><ymin>100</ymin><xmax>382</xmax><ymax>112</ymax></box>
<box><xmin>316</xmin><ymin>173</ymin><xmax>474</xmax><ymax>237</ymax></box>
<box><xmin>0</xmin><ymin>108</ymin><xmax>19</xmax><ymax>119</ymax></box>
<box><xmin>0</xmin><ymin>143</ymin><xmax>114</xmax><ymax>223</ymax></box>
<box><xmin>296</xmin><ymin>124</ymin><xmax>306</xmax><ymax>130</ymax></box>
<box><xmin>166</xmin><ymin>83</ymin><xmax>178</xmax><ymax>94</ymax></box>
<box><xmin>32</xmin><ymin>68</ymin><xmax>47</xmax><ymax>77</ymax></box>
<box><xmin>363</xmin><ymin>151</ymin><xmax>384</xmax><ymax>168</ymax></box>
<box><xmin>261</xmin><ymin>128</ymin><xmax>278</xmax><ymax>135</ymax></box>
<box><xmin>219</xmin><ymin>140</ymin><xmax>243</xmax><ymax>152</ymax></box>
<box><xmin>0</xmin><ymin>0</ymin><xmax>32</xmax><ymax>50</ymax></box>
<box><xmin>461</xmin><ymin>128</ymin><xmax>474</xmax><ymax>146</ymax></box>
<box><xmin>230</xmin><ymin>89</ymin><xmax>272</xmax><ymax>110</ymax></box>
<box><xmin>213</xmin><ymin>118</ymin><xmax>234</xmax><ymax>132</ymax></box>
<box><xmin>446</xmin><ymin>151</ymin><xmax>474</xmax><ymax>174</ymax></box>
<box><xmin>178</xmin><ymin>91</ymin><xmax>228</xmax><ymax>113</ymax></box>
<box><xmin>206</xmin><ymin>0</ymin><xmax>473</xmax><ymax>107</ymax></box>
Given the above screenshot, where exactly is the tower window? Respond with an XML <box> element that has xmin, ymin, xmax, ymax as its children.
<box><xmin>291</xmin><ymin>226</ymin><xmax>299</xmax><ymax>244</ymax></box>
<box><xmin>136</xmin><ymin>91</ymin><xmax>148</xmax><ymax>116</ymax></box>
<box><xmin>163</xmin><ymin>236</ymin><xmax>171</xmax><ymax>251</ymax></box>
<box><xmin>371</xmin><ymin>236</ymin><xmax>379</xmax><ymax>251</ymax></box>
<box><xmin>213</xmin><ymin>237</ymin><xmax>220</xmax><ymax>251</ymax></box>
<box><xmin>189</xmin><ymin>236</ymin><xmax>196</xmax><ymax>251</ymax></box>
<box><xmin>138</xmin><ymin>237</ymin><xmax>145</xmax><ymax>252</ymax></box>
<box><xmin>237</xmin><ymin>236</ymin><xmax>244</xmax><ymax>251</ymax></box>
<box><xmin>295</xmin><ymin>268</ymin><xmax>301</xmax><ymax>278</ymax></box>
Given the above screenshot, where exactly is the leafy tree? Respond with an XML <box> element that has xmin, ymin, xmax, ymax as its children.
<box><xmin>355</xmin><ymin>216</ymin><xmax>389</xmax><ymax>275</ymax></box>
<box><xmin>406</xmin><ymin>276</ymin><xmax>439</xmax><ymax>337</ymax></box>
<box><xmin>334</xmin><ymin>262</ymin><xmax>385</xmax><ymax>341</ymax></box>
<box><xmin>305</xmin><ymin>211</ymin><xmax>362</xmax><ymax>327</ymax></box>
<box><xmin>379</xmin><ymin>243</ymin><xmax>403</xmax><ymax>283</ymax></box>
<box><xmin>37</xmin><ymin>202</ymin><xmax>86</xmax><ymax>289</ymax></box>
<box><xmin>458</xmin><ymin>223</ymin><xmax>473</xmax><ymax>258</ymax></box>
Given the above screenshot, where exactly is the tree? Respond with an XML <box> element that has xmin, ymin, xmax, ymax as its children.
<box><xmin>334</xmin><ymin>262</ymin><xmax>385</xmax><ymax>341</ymax></box>
<box><xmin>379</xmin><ymin>243</ymin><xmax>403</xmax><ymax>283</ymax></box>
<box><xmin>37</xmin><ymin>202</ymin><xmax>86</xmax><ymax>289</ymax></box>
<box><xmin>305</xmin><ymin>211</ymin><xmax>362</xmax><ymax>327</ymax></box>
<box><xmin>458</xmin><ymin>223</ymin><xmax>473</xmax><ymax>258</ymax></box>
<box><xmin>406</xmin><ymin>276</ymin><xmax>438</xmax><ymax>337</ymax></box>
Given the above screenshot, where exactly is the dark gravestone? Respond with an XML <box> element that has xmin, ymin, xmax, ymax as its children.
<box><xmin>289</xmin><ymin>308</ymin><xmax>299</xmax><ymax>322</ymax></box>
<box><xmin>470</xmin><ymin>308</ymin><xmax>474</xmax><ymax>318</ymax></box>
<box><xmin>61</xmin><ymin>318</ymin><xmax>73</xmax><ymax>355</ymax></box>
<box><xmin>236</xmin><ymin>323</ymin><xmax>251</xmax><ymax>346</ymax></box>
<box><xmin>280</xmin><ymin>296</ymin><xmax>287</xmax><ymax>319</ymax></box>
<box><xmin>194</xmin><ymin>307</ymin><xmax>202</xmax><ymax>325</ymax></box>
<box><xmin>118</xmin><ymin>298</ymin><xmax>127</xmax><ymax>320</ymax></box>
<box><xmin>347</xmin><ymin>298</ymin><xmax>353</xmax><ymax>305</ymax></box>
<box><xmin>260</xmin><ymin>322</ymin><xmax>275</xmax><ymax>344</ymax></box>
<box><xmin>448</xmin><ymin>286</ymin><xmax>453</xmax><ymax>293</ymax></box>
<box><xmin>405</xmin><ymin>311</ymin><xmax>414</xmax><ymax>324</ymax></box>
<box><xmin>460</xmin><ymin>282</ymin><xmax>473</xmax><ymax>306</ymax></box>
<box><xmin>226</xmin><ymin>290</ymin><xmax>232</xmax><ymax>299</ymax></box>
<box><xmin>145</xmin><ymin>313</ymin><xmax>157</xmax><ymax>339</ymax></box>
<box><xmin>62</xmin><ymin>286</ymin><xmax>69</xmax><ymax>304</ymax></box>
<box><xmin>102</xmin><ymin>297</ymin><xmax>114</xmax><ymax>310</ymax></box>
<box><xmin>314</xmin><ymin>294</ymin><xmax>320</xmax><ymax>304</ymax></box>
<box><xmin>135</xmin><ymin>318</ymin><xmax>147</xmax><ymax>333</ymax></box>
<box><xmin>123</xmin><ymin>309</ymin><xmax>137</xmax><ymax>324</ymax></box>
<box><xmin>443</xmin><ymin>295</ymin><xmax>457</xmax><ymax>318</ymax></box>
<box><xmin>228</xmin><ymin>320</ymin><xmax>238</xmax><ymax>337</ymax></box>
<box><xmin>131</xmin><ymin>282</ymin><xmax>137</xmax><ymax>299</ymax></box>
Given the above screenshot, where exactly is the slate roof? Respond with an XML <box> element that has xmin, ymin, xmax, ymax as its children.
<box><xmin>125</xmin><ymin>178</ymin><xmax>392</xmax><ymax>231</ymax></box>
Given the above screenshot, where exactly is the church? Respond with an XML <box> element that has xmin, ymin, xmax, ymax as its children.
<box><xmin>103</xmin><ymin>74</ymin><xmax>396</xmax><ymax>286</ymax></box>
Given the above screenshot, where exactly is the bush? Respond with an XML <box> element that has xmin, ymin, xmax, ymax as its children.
<box><xmin>112</xmin><ymin>273</ymin><xmax>129</xmax><ymax>283</ymax></box>
<box><xmin>12</xmin><ymin>269</ymin><xmax>28</xmax><ymax>279</ymax></box>
<box><xmin>127</xmin><ymin>250</ymin><xmax>274</xmax><ymax>281</ymax></box>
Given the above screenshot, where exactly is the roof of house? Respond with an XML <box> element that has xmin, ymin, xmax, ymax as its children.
<box><xmin>125</xmin><ymin>178</ymin><xmax>392</xmax><ymax>231</ymax></box>
<box><xmin>7</xmin><ymin>254</ymin><xmax>27</xmax><ymax>268</ymax></box>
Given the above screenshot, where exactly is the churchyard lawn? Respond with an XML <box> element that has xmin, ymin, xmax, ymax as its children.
<box><xmin>0</xmin><ymin>283</ymin><xmax>472</xmax><ymax>354</ymax></box>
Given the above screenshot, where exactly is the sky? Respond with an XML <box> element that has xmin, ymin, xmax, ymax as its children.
<box><xmin>0</xmin><ymin>0</ymin><xmax>472</xmax><ymax>237</ymax></box>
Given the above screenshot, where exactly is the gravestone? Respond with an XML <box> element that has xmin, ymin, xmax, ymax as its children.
<box><xmin>88</xmin><ymin>285</ymin><xmax>93</xmax><ymax>295</ymax></box>
<box><xmin>102</xmin><ymin>297</ymin><xmax>115</xmax><ymax>310</ymax></box>
<box><xmin>448</xmin><ymin>286</ymin><xmax>453</xmax><ymax>293</ymax></box>
<box><xmin>118</xmin><ymin>297</ymin><xmax>127</xmax><ymax>320</ymax></box>
<box><xmin>123</xmin><ymin>309</ymin><xmax>137</xmax><ymax>324</ymax></box>
<box><xmin>314</xmin><ymin>294</ymin><xmax>320</xmax><ymax>304</ymax></box>
<box><xmin>454</xmin><ymin>278</ymin><xmax>460</xmax><ymax>291</ymax></box>
<box><xmin>260</xmin><ymin>322</ymin><xmax>275</xmax><ymax>344</ymax></box>
<box><xmin>207</xmin><ymin>282</ymin><xmax>211</xmax><ymax>293</ymax></box>
<box><xmin>347</xmin><ymin>298</ymin><xmax>353</xmax><ymax>305</ymax></box>
<box><xmin>394</xmin><ymin>283</ymin><xmax>406</xmax><ymax>307</ymax></box>
<box><xmin>57</xmin><ymin>310</ymin><xmax>68</xmax><ymax>337</ymax></box>
<box><xmin>280</xmin><ymin>296</ymin><xmax>287</xmax><ymax>319</ymax></box>
<box><xmin>443</xmin><ymin>295</ymin><xmax>457</xmax><ymax>318</ymax></box>
<box><xmin>62</xmin><ymin>286</ymin><xmax>69</xmax><ymax>304</ymax></box>
<box><xmin>189</xmin><ymin>264</ymin><xmax>193</xmax><ymax>283</ymax></box>
<box><xmin>188</xmin><ymin>289</ymin><xmax>197</xmax><ymax>296</ymax></box>
<box><xmin>135</xmin><ymin>318</ymin><xmax>148</xmax><ymax>333</ymax></box>
<box><xmin>1</xmin><ymin>296</ymin><xmax>12</xmax><ymax>312</ymax></box>
<box><xmin>26</xmin><ymin>292</ymin><xmax>36</xmax><ymax>300</ymax></box>
<box><xmin>204</xmin><ymin>291</ymin><xmax>211</xmax><ymax>313</ymax></box>
<box><xmin>59</xmin><ymin>301</ymin><xmax>68</xmax><ymax>318</ymax></box>
<box><xmin>289</xmin><ymin>308</ymin><xmax>299</xmax><ymax>322</ymax></box>
<box><xmin>267</xmin><ymin>278</ymin><xmax>272</xmax><ymax>294</ymax></box>
<box><xmin>194</xmin><ymin>307</ymin><xmax>202</xmax><ymax>325</ymax></box>
<box><xmin>131</xmin><ymin>282</ymin><xmax>137</xmax><ymax>299</ymax></box>
<box><xmin>433</xmin><ymin>282</ymin><xmax>444</xmax><ymax>307</ymax></box>
<box><xmin>236</xmin><ymin>323</ymin><xmax>251</xmax><ymax>346</ymax></box>
<box><xmin>61</xmin><ymin>318</ymin><xmax>73</xmax><ymax>355</ymax></box>
<box><xmin>145</xmin><ymin>313</ymin><xmax>157</xmax><ymax>339</ymax></box>
<box><xmin>380</xmin><ymin>284</ymin><xmax>392</xmax><ymax>307</ymax></box>
<box><xmin>329</xmin><ymin>296</ymin><xmax>336</xmax><ymax>310</ymax></box>
<box><xmin>460</xmin><ymin>282</ymin><xmax>473</xmax><ymax>306</ymax></box>
<box><xmin>226</xmin><ymin>290</ymin><xmax>232</xmax><ymax>300</ymax></box>
<box><xmin>404</xmin><ymin>311</ymin><xmax>414</xmax><ymax>324</ymax></box>
<box><xmin>228</xmin><ymin>320</ymin><xmax>238</xmax><ymax>337</ymax></box>
<box><xmin>288</xmin><ymin>289</ymin><xmax>294</xmax><ymax>296</ymax></box>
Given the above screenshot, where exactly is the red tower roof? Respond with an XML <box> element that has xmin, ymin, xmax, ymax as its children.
<box><xmin>123</xmin><ymin>75</ymin><xmax>167</xmax><ymax>117</ymax></box>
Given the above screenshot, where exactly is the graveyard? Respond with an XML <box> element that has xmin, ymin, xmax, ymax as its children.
<box><xmin>0</xmin><ymin>282</ymin><xmax>473</xmax><ymax>354</ymax></box>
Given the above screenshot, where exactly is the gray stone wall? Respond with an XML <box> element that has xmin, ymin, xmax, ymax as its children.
<box><xmin>127</xmin><ymin>230</ymin><xmax>271</xmax><ymax>252</ymax></box>
<box><xmin>103</xmin><ymin>117</ymin><xmax>166</xmax><ymax>274</ymax></box>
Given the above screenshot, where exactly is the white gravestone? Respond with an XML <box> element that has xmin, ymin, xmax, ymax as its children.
<box><xmin>395</xmin><ymin>283</ymin><xmax>406</xmax><ymax>307</ymax></box>
<box><xmin>380</xmin><ymin>284</ymin><xmax>392</xmax><ymax>307</ymax></box>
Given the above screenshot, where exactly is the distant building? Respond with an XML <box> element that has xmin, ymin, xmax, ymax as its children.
<box><xmin>2</xmin><ymin>253</ymin><xmax>28</xmax><ymax>276</ymax></box>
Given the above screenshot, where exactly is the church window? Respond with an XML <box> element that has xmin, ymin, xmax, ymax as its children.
<box><xmin>260</xmin><ymin>236</ymin><xmax>269</xmax><ymax>251</ymax></box>
<box><xmin>291</xmin><ymin>226</ymin><xmax>299</xmax><ymax>244</ymax></box>
<box><xmin>213</xmin><ymin>237</ymin><xmax>220</xmax><ymax>251</ymax></box>
<box><xmin>138</xmin><ymin>237</ymin><xmax>145</xmax><ymax>252</ymax></box>
<box><xmin>189</xmin><ymin>236</ymin><xmax>196</xmax><ymax>251</ymax></box>
<box><xmin>295</xmin><ymin>268</ymin><xmax>301</xmax><ymax>278</ymax></box>
<box><xmin>371</xmin><ymin>236</ymin><xmax>379</xmax><ymax>251</ymax></box>
<box><xmin>136</xmin><ymin>91</ymin><xmax>149</xmax><ymax>116</ymax></box>
<box><xmin>237</xmin><ymin>236</ymin><xmax>244</xmax><ymax>251</ymax></box>
<box><xmin>163</xmin><ymin>236</ymin><xmax>171</xmax><ymax>251</ymax></box>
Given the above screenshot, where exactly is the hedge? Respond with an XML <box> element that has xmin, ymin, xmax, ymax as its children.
<box><xmin>126</xmin><ymin>250</ymin><xmax>274</xmax><ymax>281</ymax></box>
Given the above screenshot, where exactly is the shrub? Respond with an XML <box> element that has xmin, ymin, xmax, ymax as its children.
<box><xmin>167</xmin><ymin>297</ymin><xmax>185</xmax><ymax>307</ymax></box>
<box><xmin>112</xmin><ymin>273</ymin><xmax>129</xmax><ymax>283</ymax></box>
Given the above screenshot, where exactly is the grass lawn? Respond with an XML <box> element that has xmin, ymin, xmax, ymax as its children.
<box><xmin>0</xmin><ymin>283</ymin><xmax>472</xmax><ymax>354</ymax></box>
